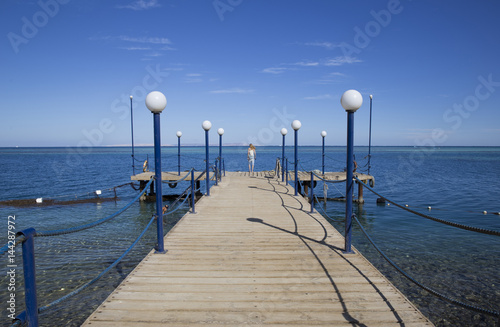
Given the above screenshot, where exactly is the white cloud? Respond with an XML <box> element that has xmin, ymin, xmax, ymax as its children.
<box><xmin>324</xmin><ymin>56</ymin><xmax>362</xmax><ymax>66</ymax></box>
<box><xmin>185</xmin><ymin>73</ymin><xmax>203</xmax><ymax>83</ymax></box>
<box><xmin>117</xmin><ymin>0</ymin><xmax>161</xmax><ymax>11</ymax></box>
<box><xmin>293</xmin><ymin>61</ymin><xmax>320</xmax><ymax>67</ymax></box>
<box><xmin>303</xmin><ymin>94</ymin><xmax>332</xmax><ymax>100</ymax></box>
<box><xmin>118</xmin><ymin>35</ymin><xmax>171</xmax><ymax>45</ymax></box>
<box><xmin>210</xmin><ymin>88</ymin><xmax>254</xmax><ymax>94</ymax></box>
<box><xmin>260</xmin><ymin>67</ymin><xmax>289</xmax><ymax>74</ymax></box>
<box><xmin>304</xmin><ymin>41</ymin><xmax>338</xmax><ymax>49</ymax></box>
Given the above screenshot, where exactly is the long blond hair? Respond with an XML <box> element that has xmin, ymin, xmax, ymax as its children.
<box><xmin>249</xmin><ymin>144</ymin><xmax>255</xmax><ymax>150</ymax></box>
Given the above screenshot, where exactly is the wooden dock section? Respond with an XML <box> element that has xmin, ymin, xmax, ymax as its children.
<box><xmin>83</xmin><ymin>172</ymin><xmax>432</xmax><ymax>326</ymax></box>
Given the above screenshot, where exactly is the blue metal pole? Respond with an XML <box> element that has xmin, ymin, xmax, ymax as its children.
<box><xmin>219</xmin><ymin>134</ymin><xmax>222</xmax><ymax>181</ymax></box>
<box><xmin>177</xmin><ymin>136</ymin><xmax>181</xmax><ymax>176</ymax></box>
<box><xmin>368</xmin><ymin>95</ymin><xmax>373</xmax><ymax>175</ymax></box>
<box><xmin>282</xmin><ymin>134</ymin><xmax>285</xmax><ymax>182</ymax></box>
<box><xmin>214</xmin><ymin>160</ymin><xmax>218</xmax><ymax>186</ymax></box>
<box><xmin>153</xmin><ymin>113</ymin><xmax>166</xmax><ymax>254</ymax></box>
<box><xmin>294</xmin><ymin>129</ymin><xmax>298</xmax><ymax>196</ymax></box>
<box><xmin>130</xmin><ymin>96</ymin><xmax>135</xmax><ymax>175</ymax></box>
<box><xmin>190</xmin><ymin>169</ymin><xmax>196</xmax><ymax>213</ymax></box>
<box><xmin>310</xmin><ymin>171</ymin><xmax>314</xmax><ymax>213</ymax></box>
<box><xmin>223</xmin><ymin>159</ymin><xmax>225</xmax><ymax>177</ymax></box>
<box><xmin>345</xmin><ymin>111</ymin><xmax>355</xmax><ymax>254</ymax></box>
<box><xmin>322</xmin><ymin>136</ymin><xmax>325</xmax><ymax>175</ymax></box>
<box><xmin>285</xmin><ymin>158</ymin><xmax>288</xmax><ymax>186</ymax></box>
<box><xmin>18</xmin><ymin>228</ymin><xmax>38</xmax><ymax>327</ymax></box>
<box><xmin>205</xmin><ymin>130</ymin><xmax>210</xmax><ymax>196</ymax></box>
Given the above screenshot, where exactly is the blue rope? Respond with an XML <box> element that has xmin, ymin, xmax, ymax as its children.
<box><xmin>354</xmin><ymin>176</ymin><xmax>500</xmax><ymax>236</ymax></box>
<box><xmin>163</xmin><ymin>192</ymin><xmax>191</xmax><ymax>216</ymax></box>
<box><xmin>0</xmin><ymin>236</ymin><xmax>25</xmax><ymax>256</ymax></box>
<box><xmin>35</xmin><ymin>214</ymin><xmax>157</xmax><ymax>315</ymax></box>
<box><xmin>36</xmin><ymin>178</ymin><xmax>154</xmax><ymax>237</ymax></box>
<box><xmin>352</xmin><ymin>214</ymin><xmax>500</xmax><ymax>319</ymax></box>
<box><xmin>161</xmin><ymin>170</ymin><xmax>191</xmax><ymax>184</ymax></box>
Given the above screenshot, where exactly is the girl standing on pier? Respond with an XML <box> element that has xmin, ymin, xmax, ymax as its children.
<box><xmin>247</xmin><ymin>144</ymin><xmax>256</xmax><ymax>174</ymax></box>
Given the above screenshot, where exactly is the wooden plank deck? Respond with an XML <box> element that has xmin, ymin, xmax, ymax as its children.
<box><xmin>83</xmin><ymin>172</ymin><xmax>432</xmax><ymax>326</ymax></box>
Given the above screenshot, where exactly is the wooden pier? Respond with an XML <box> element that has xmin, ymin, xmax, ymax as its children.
<box><xmin>83</xmin><ymin>172</ymin><xmax>432</xmax><ymax>326</ymax></box>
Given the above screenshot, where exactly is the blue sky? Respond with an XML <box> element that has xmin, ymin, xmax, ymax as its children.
<box><xmin>1</xmin><ymin>0</ymin><xmax>499</xmax><ymax>147</ymax></box>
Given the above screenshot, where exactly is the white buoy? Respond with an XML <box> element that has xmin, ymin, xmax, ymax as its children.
<box><xmin>428</xmin><ymin>206</ymin><xmax>432</xmax><ymax>210</ymax></box>
<box><xmin>483</xmin><ymin>211</ymin><xmax>487</xmax><ymax>215</ymax></box>
<box><xmin>405</xmin><ymin>204</ymin><xmax>409</xmax><ymax>207</ymax></box>
<box><xmin>36</xmin><ymin>198</ymin><xmax>43</xmax><ymax>204</ymax></box>
<box><xmin>95</xmin><ymin>190</ymin><xmax>102</xmax><ymax>195</ymax></box>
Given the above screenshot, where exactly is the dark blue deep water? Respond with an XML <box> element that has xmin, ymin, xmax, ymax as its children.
<box><xmin>0</xmin><ymin>146</ymin><xmax>499</xmax><ymax>326</ymax></box>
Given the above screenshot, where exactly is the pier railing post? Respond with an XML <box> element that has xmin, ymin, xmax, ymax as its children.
<box><xmin>218</xmin><ymin>128</ymin><xmax>224</xmax><ymax>181</ymax></box>
<box><xmin>18</xmin><ymin>228</ymin><xmax>39</xmax><ymax>327</ymax></box>
<box><xmin>177</xmin><ymin>131</ymin><xmax>182</xmax><ymax>176</ymax></box>
<box><xmin>341</xmin><ymin>89</ymin><xmax>363</xmax><ymax>254</ymax></box>
<box><xmin>214</xmin><ymin>161</ymin><xmax>218</xmax><ymax>186</ymax></box>
<box><xmin>281</xmin><ymin>128</ymin><xmax>287</xmax><ymax>182</ymax></box>
<box><xmin>146</xmin><ymin>91</ymin><xmax>167</xmax><ymax>254</ymax></box>
<box><xmin>310</xmin><ymin>171</ymin><xmax>314</xmax><ymax>213</ymax></box>
<box><xmin>190</xmin><ymin>169</ymin><xmax>196</xmax><ymax>214</ymax></box>
<box><xmin>321</xmin><ymin>131</ymin><xmax>326</xmax><ymax>175</ymax></box>
<box><xmin>292</xmin><ymin>120</ymin><xmax>301</xmax><ymax>196</ymax></box>
<box><xmin>202</xmin><ymin>121</ymin><xmax>212</xmax><ymax>196</ymax></box>
<box><xmin>285</xmin><ymin>158</ymin><xmax>288</xmax><ymax>186</ymax></box>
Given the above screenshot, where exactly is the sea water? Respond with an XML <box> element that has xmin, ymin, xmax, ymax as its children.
<box><xmin>0</xmin><ymin>146</ymin><xmax>499</xmax><ymax>326</ymax></box>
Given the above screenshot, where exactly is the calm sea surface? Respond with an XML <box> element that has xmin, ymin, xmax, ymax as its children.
<box><xmin>0</xmin><ymin>146</ymin><xmax>499</xmax><ymax>326</ymax></box>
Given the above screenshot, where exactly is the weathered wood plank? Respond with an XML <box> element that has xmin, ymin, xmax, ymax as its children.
<box><xmin>83</xmin><ymin>173</ymin><xmax>432</xmax><ymax>326</ymax></box>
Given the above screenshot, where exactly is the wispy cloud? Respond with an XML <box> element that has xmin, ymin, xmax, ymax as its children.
<box><xmin>210</xmin><ymin>88</ymin><xmax>254</xmax><ymax>94</ymax></box>
<box><xmin>324</xmin><ymin>56</ymin><xmax>362</xmax><ymax>66</ymax></box>
<box><xmin>293</xmin><ymin>61</ymin><xmax>320</xmax><ymax>67</ymax></box>
<box><xmin>117</xmin><ymin>0</ymin><xmax>161</xmax><ymax>11</ymax></box>
<box><xmin>260</xmin><ymin>67</ymin><xmax>290</xmax><ymax>74</ymax></box>
<box><xmin>185</xmin><ymin>73</ymin><xmax>203</xmax><ymax>83</ymax></box>
<box><xmin>118</xmin><ymin>35</ymin><xmax>171</xmax><ymax>45</ymax></box>
<box><xmin>304</xmin><ymin>41</ymin><xmax>339</xmax><ymax>50</ymax></box>
<box><xmin>261</xmin><ymin>56</ymin><xmax>360</xmax><ymax>75</ymax></box>
<box><xmin>303</xmin><ymin>94</ymin><xmax>332</xmax><ymax>100</ymax></box>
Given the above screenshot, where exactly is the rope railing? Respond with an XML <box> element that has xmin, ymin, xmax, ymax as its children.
<box><xmin>12</xmin><ymin>214</ymin><xmax>157</xmax><ymax>326</ymax></box>
<box><xmin>160</xmin><ymin>170</ymin><xmax>191</xmax><ymax>185</ymax></box>
<box><xmin>0</xmin><ymin>178</ymin><xmax>154</xmax><ymax>253</ymax></box>
<box><xmin>354</xmin><ymin>176</ymin><xmax>500</xmax><ymax>236</ymax></box>
<box><xmin>36</xmin><ymin>178</ymin><xmax>154</xmax><ymax>237</ymax></box>
<box><xmin>352</xmin><ymin>213</ymin><xmax>500</xmax><ymax>319</ymax></box>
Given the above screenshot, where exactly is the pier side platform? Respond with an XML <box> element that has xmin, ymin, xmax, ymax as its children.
<box><xmin>83</xmin><ymin>172</ymin><xmax>432</xmax><ymax>326</ymax></box>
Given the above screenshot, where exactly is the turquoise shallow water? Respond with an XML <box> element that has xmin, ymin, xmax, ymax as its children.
<box><xmin>0</xmin><ymin>146</ymin><xmax>499</xmax><ymax>326</ymax></box>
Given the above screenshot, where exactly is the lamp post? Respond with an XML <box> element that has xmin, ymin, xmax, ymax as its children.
<box><xmin>176</xmin><ymin>131</ymin><xmax>182</xmax><ymax>176</ymax></box>
<box><xmin>341</xmin><ymin>89</ymin><xmax>363</xmax><ymax>254</ymax></box>
<box><xmin>145</xmin><ymin>91</ymin><xmax>167</xmax><ymax>254</ymax></box>
<box><xmin>321</xmin><ymin>130</ymin><xmax>327</xmax><ymax>175</ymax></box>
<box><xmin>368</xmin><ymin>94</ymin><xmax>373</xmax><ymax>175</ymax></box>
<box><xmin>202</xmin><ymin>120</ymin><xmax>212</xmax><ymax>196</ymax></box>
<box><xmin>217</xmin><ymin>128</ymin><xmax>224</xmax><ymax>180</ymax></box>
<box><xmin>291</xmin><ymin>120</ymin><xmax>301</xmax><ymax>196</ymax></box>
<box><xmin>130</xmin><ymin>95</ymin><xmax>135</xmax><ymax>175</ymax></box>
<box><xmin>280</xmin><ymin>128</ymin><xmax>287</xmax><ymax>182</ymax></box>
